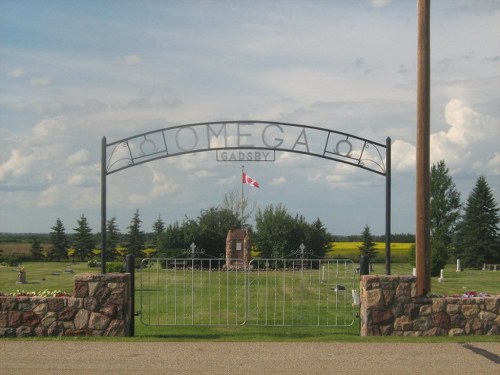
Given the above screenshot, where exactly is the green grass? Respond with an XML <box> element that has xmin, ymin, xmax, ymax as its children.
<box><xmin>2</xmin><ymin>260</ymin><xmax>498</xmax><ymax>298</ymax></box>
<box><xmin>377</xmin><ymin>263</ymin><xmax>500</xmax><ymax>296</ymax></box>
<box><xmin>138</xmin><ymin>260</ymin><xmax>356</xmax><ymax>327</ymax></box>
<box><xmin>0</xmin><ymin>261</ymin><xmax>96</xmax><ymax>294</ymax></box>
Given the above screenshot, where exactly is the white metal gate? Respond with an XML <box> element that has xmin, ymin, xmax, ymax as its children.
<box><xmin>139</xmin><ymin>258</ymin><xmax>357</xmax><ymax>327</ymax></box>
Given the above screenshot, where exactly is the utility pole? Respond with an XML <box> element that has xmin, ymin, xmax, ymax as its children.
<box><xmin>416</xmin><ymin>0</ymin><xmax>431</xmax><ymax>296</ymax></box>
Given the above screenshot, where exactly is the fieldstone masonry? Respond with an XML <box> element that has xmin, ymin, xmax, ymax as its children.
<box><xmin>0</xmin><ymin>273</ymin><xmax>130</xmax><ymax>337</ymax></box>
<box><xmin>225</xmin><ymin>229</ymin><xmax>252</xmax><ymax>269</ymax></box>
<box><xmin>360</xmin><ymin>275</ymin><xmax>499</xmax><ymax>336</ymax></box>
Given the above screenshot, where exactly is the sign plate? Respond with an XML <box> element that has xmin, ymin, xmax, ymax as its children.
<box><xmin>216</xmin><ymin>149</ymin><xmax>276</xmax><ymax>162</ymax></box>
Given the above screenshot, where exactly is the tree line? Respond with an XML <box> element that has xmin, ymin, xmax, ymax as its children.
<box><xmin>423</xmin><ymin>161</ymin><xmax>499</xmax><ymax>274</ymax></box>
<box><xmin>25</xmin><ymin>162</ymin><xmax>500</xmax><ymax>272</ymax></box>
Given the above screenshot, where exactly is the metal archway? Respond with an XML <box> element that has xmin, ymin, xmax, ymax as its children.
<box><xmin>101</xmin><ymin>121</ymin><xmax>391</xmax><ymax>274</ymax></box>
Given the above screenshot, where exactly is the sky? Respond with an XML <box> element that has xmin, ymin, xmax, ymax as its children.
<box><xmin>1</xmin><ymin>0</ymin><xmax>499</xmax><ymax>237</ymax></box>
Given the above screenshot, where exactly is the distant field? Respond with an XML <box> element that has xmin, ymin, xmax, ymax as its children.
<box><xmin>1</xmin><ymin>241</ymin><xmax>414</xmax><ymax>260</ymax></box>
<box><xmin>0</xmin><ymin>242</ymin><xmax>32</xmax><ymax>256</ymax></box>
<box><xmin>328</xmin><ymin>242</ymin><xmax>413</xmax><ymax>262</ymax></box>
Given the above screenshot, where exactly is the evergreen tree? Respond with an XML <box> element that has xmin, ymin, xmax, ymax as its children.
<box><xmin>152</xmin><ymin>215</ymin><xmax>165</xmax><ymax>251</ymax></box>
<box><xmin>157</xmin><ymin>221</ymin><xmax>189</xmax><ymax>257</ymax></box>
<box><xmin>126</xmin><ymin>210</ymin><xmax>145</xmax><ymax>257</ymax></box>
<box><xmin>30</xmin><ymin>237</ymin><xmax>44</xmax><ymax>260</ymax></box>
<box><xmin>49</xmin><ymin>218</ymin><xmax>69</xmax><ymax>262</ymax></box>
<box><xmin>73</xmin><ymin>214</ymin><xmax>95</xmax><ymax>261</ymax></box>
<box><xmin>429</xmin><ymin>160</ymin><xmax>461</xmax><ymax>275</ymax></box>
<box><xmin>456</xmin><ymin>176</ymin><xmax>500</xmax><ymax>268</ymax></box>
<box><xmin>106</xmin><ymin>217</ymin><xmax>120</xmax><ymax>260</ymax></box>
<box><xmin>303</xmin><ymin>218</ymin><xmax>332</xmax><ymax>258</ymax></box>
<box><xmin>359</xmin><ymin>225</ymin><xmax>377</xmax><ymax>261</ymax></box>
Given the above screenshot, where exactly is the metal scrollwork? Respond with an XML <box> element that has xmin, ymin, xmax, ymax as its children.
<box><xmin>335</xmin><ymin>139</ymin><xmax>352</xmax><ymax>157</ymax></box>
<box><xmin>139</xmin><ymin>137</ymin><xmax>157</xmax><ymax>156</ymax></box>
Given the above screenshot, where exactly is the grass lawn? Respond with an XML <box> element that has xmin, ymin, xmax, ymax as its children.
<box><xmin>2</xmin><ymin>260</ymin><xmax>498</xmax><ymax>300</ymax></box>
<box><xmin>0</xmin><ymin>261</ymin><xmax>96</xmax><ymax>294</ymax></box>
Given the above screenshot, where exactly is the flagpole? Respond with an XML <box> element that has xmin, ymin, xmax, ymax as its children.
<box><xmin>241</xmin><ymin>165</ymin><xmax>244</xmax><ymax>229</ymax></box>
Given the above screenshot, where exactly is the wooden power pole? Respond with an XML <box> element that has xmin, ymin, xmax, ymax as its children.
<box><xmin>416</xmin><ymin>0</ymin><xmax>431</xmax><ymax>296</ymax></box>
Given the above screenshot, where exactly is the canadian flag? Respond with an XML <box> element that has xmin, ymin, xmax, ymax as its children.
<box><xmin>242</xmin><ymin>172</ymin><xmax>260</xmax><ymax>188</ymax></box>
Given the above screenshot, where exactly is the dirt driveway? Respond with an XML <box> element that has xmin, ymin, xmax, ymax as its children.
<box><xmin>1</xmin><ymin>341</ymin><xmax>499</xmax><ymax>375</ymax></box>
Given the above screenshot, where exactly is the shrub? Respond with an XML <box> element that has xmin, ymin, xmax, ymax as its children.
<box><xmin>107</xmin><ymin>261</ymin><xmax>125</xmax><ymax>273</ymax></box>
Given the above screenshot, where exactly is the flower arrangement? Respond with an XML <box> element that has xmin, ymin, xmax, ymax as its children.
<box><xmin>460</xmin><ymin>291</ymin><xmax>489</xmax><ymax>298</ymax></box>
<box><xmin>0</xmin><ymin>289</ymin><xmax>71</xmax><ymax>297</ymax></box>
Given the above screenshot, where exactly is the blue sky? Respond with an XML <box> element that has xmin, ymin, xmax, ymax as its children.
<box><xmin>1</xmin><ymin>0</ymin><xmax>499</xmax><ymax>236</ymax></box>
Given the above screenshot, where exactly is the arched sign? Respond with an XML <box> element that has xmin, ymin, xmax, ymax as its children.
<box><xmin>101</xmin><ymin>121</ymin><xmax>391</xmax><ymax>273</ymax></box>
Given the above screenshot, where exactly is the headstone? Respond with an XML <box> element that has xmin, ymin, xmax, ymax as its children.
<box><xmin>16</xmin><ymin>267</ymin><xmax>27</xmax><ymax>284</ymax></box>
<box><xmin>438</xmin><ymin>269</ymin><xmax>445</xmax><ymax>283</ymax></box>
<box><xmin>456</xmin><ymin>258</ymin><xmax>461</xmax><ymax>272</ymax></box>
<box><xmin>351</xmin><ymin>289</ymin><xmax>360</xmax><ymax>306</ymax></box>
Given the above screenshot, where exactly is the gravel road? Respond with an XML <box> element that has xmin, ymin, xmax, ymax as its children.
<box><xmin>1</xmin><ymin>341</ymin><xmax>499</xmax><ymax>375</ymax></box>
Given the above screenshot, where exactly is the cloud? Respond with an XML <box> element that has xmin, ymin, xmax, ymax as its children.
<box><xmin>269</xmin><ymin>176</ymin><xmax>286</xmax><ymax>185</ymax></box>
<box><xmin>443</xmin><ymin>99</ymin><xmax>485</xmax><ymax>145</ymax></box>
<box><xmin>65</xmin><ymin>174</ymin><xmax>90</xmax><ymax>187</ymax></box>
<box><xmin>122</xmin><ymin>54</ymin><xmax>142</xmax><ymax>65</ymax></box>
<box><xmin>29</xmin><ymin>76</ymin><xmax>52</xmax><ymax>87</ymax></box>
<box><xmin>391</xmin><ymin>140</ymin><xmax>416</xmax><ymax>172</ymax></box>
<box><xmin>7</xmin><ymin>69</ymin><xmax>25</xmax><ymax>78</ymax></box>
<box><xmin>66</xmin><ymin>149</ymin><xmax>90</xmax><ymax>166</ymax></box>
<box><xmin>37</xmin><ymin>185</ymin><xmax>61</xmax><ymax>207</ymax></box>
<box><xmin>429</xmin><ymin>99</ymin><xmax>498</xmax><ymax>171</ymax></box>
<box><xmin>126</xmin><ymin>91</ymin><xmax>182</xmax><ymax>109</ymax></box>
<box><xmin>0</xmin><ymin>149</ymin><xmax>34</xmax><ymax>183</ymax></box>
<box><xmin>369</xmin><ymin>0</ymin><xmax>393</xmax><ymax>7</ymax></box>
<box><xmin>488</xmin><ymin>153</ymin><xmax>500</xmax><ymax>176</ymax></box>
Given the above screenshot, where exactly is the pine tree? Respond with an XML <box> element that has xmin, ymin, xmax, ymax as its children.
<box><xmin>49</xmin><ymin>218</ymin><xmax>69</xmax><ymax>262</ymax></box>
<box><xmin>429</xmin><ymin>160</ymin><xmax>461</xmax><ymax>275</ymax></box>
<box><xmin>30</xmin><ymin>237</ymin><xmax>44</xmax><ymax>261</ymax></box>
<box><xmin>359</xmin><ymin>225</ymin><xmax>377</xmax><ymax>261</ymax></box>
<box><xmin>73</xmin><ymin>214</ymin><xmax>95</xmax><ymax>261</ymax></box>
<box><xmin>456</xmin><ymin>176</ymin><xmax>500</xmax><ymax>268</ymax></box>
<box><xmin>152</xmin><ymin>215</ymin><xmax>165</xmax><ymax>251</ymax></box>
<box><xmin>106</xmin><ymin>217</ymin><xmax>120</xmax><ymax>260</ymax></box>
<box><xmin>126</xmin><ymin>209</ymin><xmax>145</xmax><ymax>257</ymax></box>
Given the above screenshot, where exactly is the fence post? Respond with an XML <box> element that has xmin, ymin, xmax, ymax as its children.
<box><xmin>125</xmin><ymin>254</ymin><xmax>135</xmax><ymax>337</ymax></box>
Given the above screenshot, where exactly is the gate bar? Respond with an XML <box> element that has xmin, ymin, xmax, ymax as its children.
<box><xmin>101</xmin><ymin>136</ymin><xmax>107</xmax><ymax>274</ymax></box>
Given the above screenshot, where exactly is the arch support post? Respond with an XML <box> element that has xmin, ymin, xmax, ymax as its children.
<box><xmin>385</xmin><ymin>137</ymin><xmax>391</xmax><ymax>275</ymax></box>
<box><xmin>101</xmin><ymin>136</ymin><xmax>107</xmax><ymax>274</ymax></box>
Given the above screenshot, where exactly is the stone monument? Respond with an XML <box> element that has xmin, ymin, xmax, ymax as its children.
<box><xmin>225</xmin><ymin>229</ymin><xmax>252</xmax><ymax>269</ymax></box>
<box><xmin>16</xmin><ymin>266</ymin><xmax>27</xmax><ymax>284</ymax></box>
